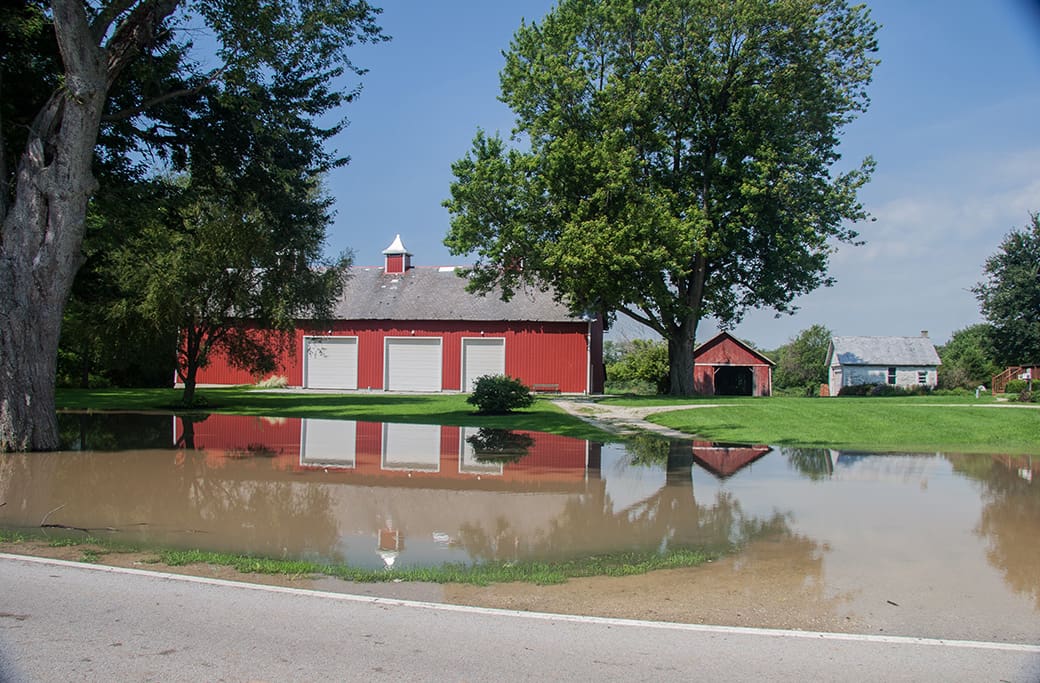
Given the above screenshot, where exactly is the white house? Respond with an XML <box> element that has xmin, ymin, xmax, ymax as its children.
<box><xmin>826</xmin><ymin>332</ymin><xmax>941</xmax><ymax>396</ymax></box>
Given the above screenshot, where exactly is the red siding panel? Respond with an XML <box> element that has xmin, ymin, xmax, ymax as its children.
<box><xmin>194</xmin><ymin>319</ymin><xmax>600</xmax><ymax>393</ymax></box>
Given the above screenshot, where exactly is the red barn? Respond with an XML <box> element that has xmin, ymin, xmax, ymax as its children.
<box><xmin>693</xmin><ymin>331</ymin><xmax>773</xmax><ymax>397</ymax></box>
<box><xmin>192</xmin><ymin>235</ymin><xmax>604</xmax><ymax>394</ymax></box>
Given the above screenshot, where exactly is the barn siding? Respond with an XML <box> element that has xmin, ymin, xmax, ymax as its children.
<box><xmin>194</xmin><ymin>319</ymin><xmax>600</xmax><ymax>393</ymax></box>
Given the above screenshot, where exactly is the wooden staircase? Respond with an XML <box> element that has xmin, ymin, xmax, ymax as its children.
<box><xmin>992</xmin><ymin>366</ymin><xmax>1035</xmax><ymax>394</ymax></box>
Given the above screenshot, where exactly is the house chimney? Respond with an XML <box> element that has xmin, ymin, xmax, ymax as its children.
<box><xmin>920</xmin><ymin>330</ymin><xmax>929</xmax><ymax>338</ymax></box>
<box><xmin>382</xmin><ymin>234</ymin><xmax>412</xmax><ymax>275</ymax></box>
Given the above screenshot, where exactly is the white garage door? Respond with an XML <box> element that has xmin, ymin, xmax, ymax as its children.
<box><xmin>300</xmin><ymin>418</ymin><xmax>357</xmax><ymax>468</ymax></box>
<box><xmin>304</xmin><ymin>337</ymin><xmax>358</xmax><ymax>389</ymax></box>
<box><xmin>462</xmin><ymin>338</ymin><xmax>506</xmax><ymax>392</ymax></box>
<box><xmin>385</xmin><ymin>338</ymin><xmax>442</xmax><ymax>392</ymax></box>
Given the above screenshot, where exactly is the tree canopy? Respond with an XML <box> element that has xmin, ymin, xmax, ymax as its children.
<box><xmin>973</xmin><ymin>213</ymin><xmax>1040</xmax><ymax>367</ymax></box>
<box><xmin>444</xmin><ymin>0</ymin><xmax>878</xmax><ymax>395</ymax></box>
<box><xmin>936</xmin><ymin>324</ymin><xmax>999</xmax><ymax>390</ymax></box>
<box><xmin>1</xmin><ymin>0</ymin><xmax>386</xmax><ymax>450</ymax></box>
<box><xmin>773</xmin><ymin>324</ymin><xmax>832</xmax><ymax>394</ymax></box>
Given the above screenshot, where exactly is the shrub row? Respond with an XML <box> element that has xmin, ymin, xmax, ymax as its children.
<box><xmin>837</xmin><ymin>383</ymin><xmax>935</xmax><ymax>397</ymax></box>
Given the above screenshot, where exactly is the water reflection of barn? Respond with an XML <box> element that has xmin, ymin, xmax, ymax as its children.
<box><xmin>173</xmin><ymin>414</ymin><xmax>605</xmax><ymax>566</ymax></box>
<box><xmin>174</xmin><ymin>415</ymin><xmax>599</xmax><ymax>489</ymax></box>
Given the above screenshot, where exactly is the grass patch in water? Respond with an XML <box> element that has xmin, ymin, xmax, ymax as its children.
<box><xmin>3</xmin><ymin>528</ymin><xmax>724</xmax><ymax>585</ymax></box>
<box><xmin>157</xmin><ymin>546</ymin><xmax>723</xmax><ymax>585</ymax></box>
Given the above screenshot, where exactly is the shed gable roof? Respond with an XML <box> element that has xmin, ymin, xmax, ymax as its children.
<box><xmin>693</xmin><ymin>331</ymin><xmax>775</xmax><ymax>366</ymax></box>
<box><xmin>828</xmin><ymin>336</ymin><xmax>941</xmax><ymax>367</ymax></box>
<box><xmin>331</xmin><ymin>267</ymin><xmax>580</xmax><ymax>323</ymax></box>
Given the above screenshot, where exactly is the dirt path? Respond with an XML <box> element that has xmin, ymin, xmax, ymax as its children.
<box><xmin>550</xmin><ymin>398</ymin><xmax>715</xmax><ymax>438</ymax></box>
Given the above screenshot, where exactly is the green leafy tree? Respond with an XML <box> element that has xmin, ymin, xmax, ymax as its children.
<box><xmin>773</xmin><ymin>324</ymin><xmax>832</xmax><ymax>394</ymax></box>
<box><xmin>606</xmin><ymin>339</ymin><xmax>670</xmax><ymax>394</ymax></box>
<box><xmin>109</xmin><ymin>174</ymin><xmax>350</xmax><ymax>405</ymax></box>
<box><xmin>1</xmin><ymin>0</ymin><xmax>386</xmax><ymax>450</ymax></box>
<box><xmin>57</xmin><ymin>181</ymin><xmax>179</xmax><ymax>388</ymax></box>
<box><xmin>973</xmin><ymin>213</ymin><xmax>1040</xmax><ymax>367</ymax></box>
<box><xmin>937</xmin><ymin>324</ymin><xmax>999</xmax><ymax>390</ymax></box>
<box><xmin>444</xmin><ymin>0</ymin><xmax>878</xmax><ymax>396</ymax></box>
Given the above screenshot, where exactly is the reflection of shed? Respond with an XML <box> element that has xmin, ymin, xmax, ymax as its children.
<box><xmin>693</xmin><ymin>332</ymin><xmax>774</xmax><ymax>397</ymax></box>
<box><xmin>690</xmin><ymin>441</ymin><xmax>771</xmax><ymax>478</ymax></box>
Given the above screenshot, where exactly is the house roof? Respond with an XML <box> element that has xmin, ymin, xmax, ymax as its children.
<box><xmin>828</xmin><ymin>336</ymin><xmax>941</xmax><ymax>367</ymax></box>
<box><xmin>331</xmin><ymin>266</ymin><xmax>581</xmax><ymax>322</ymax></box>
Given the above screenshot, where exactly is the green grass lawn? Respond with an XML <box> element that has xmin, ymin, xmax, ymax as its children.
<box><xmin>55</xmin><ymin>387</ymin><xmax>614</xmax><ymax>442</ymax></box>
<box><xmin>55</xmin><ymin>387</ymin><xmax>1039</xmax><ymax>453</ymax></box>
<box><xmin>606</xmin><ymin>395</ymin><xmax>1039</xmax><ymax>454</ymax></box>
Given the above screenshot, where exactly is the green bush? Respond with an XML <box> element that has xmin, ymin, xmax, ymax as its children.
<box><xmin>1005</xmin><ymin>379</ymin><xmax>1030</xmax><ymax>394</ymax></box>
<box><xmin>1017</xmin><ymin>390</ymin><xmax>1037</xmax><ymax>403</ymax></box>
<box><xmin>467</xmin><ymin>375</ymin><xmax>535</xmax><ymax>414</ymax></box>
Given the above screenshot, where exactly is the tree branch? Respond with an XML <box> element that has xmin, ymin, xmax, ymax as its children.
<box><xmin>51</xmin><ymin>0</ymin><xmax>100</xmax><ymax>83</ymax></box>
<box><xmin>90</xmin><ymin>0</ymin><xmax>138</xmax><ymax>44</ymax></box>
<box><xmin>618</xmin><ymin>305</ymin><xmax>665</xmax><ymax>336</ymax></box>
<box><xmin>102</xmin><ymin>73</ymin><xmax>218</xmax><ymax>122</ymax></box>
<box><xmin>103</xmin><ymin>0</ymin><xmax>181</xmax><ymax>87</ymax></box>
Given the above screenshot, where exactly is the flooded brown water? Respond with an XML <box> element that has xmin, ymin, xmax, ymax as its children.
<box><xmin>1</xmin><ymin>412</ymin><xmax>1039</xmax><ymax>642</ymax></box>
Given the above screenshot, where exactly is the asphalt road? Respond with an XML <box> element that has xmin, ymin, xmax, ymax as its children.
<box><xmin>2</xmin><ymin>554</ymin><xmax>1039</xmax><ymax>682</ymax></box>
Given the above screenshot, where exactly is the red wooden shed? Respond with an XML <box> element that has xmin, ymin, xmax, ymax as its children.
<box><xmin>693</xmin><ymin>331</ymin><xmax>773</xmax><ymax>397</ymax></box>
<box><xmin>191</xmin><ymin>236</ymin><xmax>605</xmax><ymax>394</ymax></box>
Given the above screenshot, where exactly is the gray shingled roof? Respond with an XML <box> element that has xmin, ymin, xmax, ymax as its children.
<box><xmin>829</xmin><ymin>336</ymin><xmax>941</xmax><ymax>366</ymax></box>
<box><xmin>331</xmin><ymin>267</ymin><xmax>580</xmax><ymax>322</ymax></box>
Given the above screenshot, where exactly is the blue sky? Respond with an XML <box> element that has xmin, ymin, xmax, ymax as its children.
<box><xmin>320</xmin><ymin>0</ymin><xmax>1040</xmax><ymax>350</ymax></box>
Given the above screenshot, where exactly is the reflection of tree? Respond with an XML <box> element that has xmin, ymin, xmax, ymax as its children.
<box><xmin>172</xmin><ymin>413</ymin><xmax>214</xmax><ymax>451</ymax></box>
<box><xmin>456</xmin><ymin>516</ymin><xmax>521</xmax><ymax>564</ymax></box>
<box><xmin>9</xmin><ymin>414</ymin><xmax>343</xmax><ymax>562</ymax></box>
<box><xmin>455</xmin><ymin>438</ymin><xmax>805</xmax><ymax>568</ymax></box>
<box><xmin>948</xmin><ymin>454</ymin><xmax>1040</xmax><ymax>608</ymax></box>
<box><xmin>783</xmin><ymin>447</ymin><xmax>834</xmax><ymax>480</ymax></box>
<box><xmin>168</xmin><ymin>434</ymin><xmax>341</xmax><ymax>561</ymax></box>
<box><xmin>623</xmin><ymin>432</ymin><xmax>670</xmax><ymax>468</ymax></box>
<box><xmin>466</xmin><ymin>429</ymin><xmax>535</xmax><ymax>464</ymax></box>
<box><xmin>58</xmin><ymin>412</ymin><xmax>175</xmax><ymax>451</ymax></box>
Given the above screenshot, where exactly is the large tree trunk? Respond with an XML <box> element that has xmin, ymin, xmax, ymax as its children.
<box><xmin>667</xmin><ymin>314</ymin><xmax>698</xmax><ymax>396</ymax></box>
<box><xmin>667</xmin><ymin>258</ymin><xmax>707</xmax><ymax>397</ymax></box>
<box><xmin>0</xmin><ymin>0</ymin><xmax>180</xmax><ymax>450</ymax></box>
<box><xmin>0</xmin><ymin>3</ymin><xmax>107</xmax><ymax>451</ymax></box>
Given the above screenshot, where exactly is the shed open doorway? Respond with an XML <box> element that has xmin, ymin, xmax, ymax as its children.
<box><xmin>714</xmin><ymin>366</ymin><xmax>753</xmax><ymax>396</ymax></box>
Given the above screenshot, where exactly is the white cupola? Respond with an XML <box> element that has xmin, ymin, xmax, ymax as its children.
<box><xmin>382</xmin><ymin>234</ymin><xmax>412</xmax><ymax>274</ymax></box>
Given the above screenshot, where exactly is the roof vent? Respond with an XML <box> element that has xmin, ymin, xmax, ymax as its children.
<box><xmin>382</xmin><ymin>234</ymin><xmax>412</xmax><ymax>275</ymax></box>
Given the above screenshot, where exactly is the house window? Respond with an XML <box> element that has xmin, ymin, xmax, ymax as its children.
<box><xmin>918</xmin><ymin>371</ymin><xmax>928</xmax><ymax>385</ymax></box>
<box><xmin>887</xmin><ymin>367</ymin><xmax>897</xmax><ymax>385</ymax></box>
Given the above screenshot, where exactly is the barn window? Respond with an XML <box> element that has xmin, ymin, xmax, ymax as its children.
<box><xmin>917</xmin><ymin>371</ymin><xmax>927</xmax><ymax>384</ymax></box>
<box><xmin>887</xmin><ymin>367</ymin><xmax>897</xmax><ymax>385</ymax></box>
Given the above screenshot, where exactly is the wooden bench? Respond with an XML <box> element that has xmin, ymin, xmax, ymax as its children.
<box><xmin>531</xmin><ymin>383</ymin><xmax>561</xmax><ymax>394</ymax></box>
